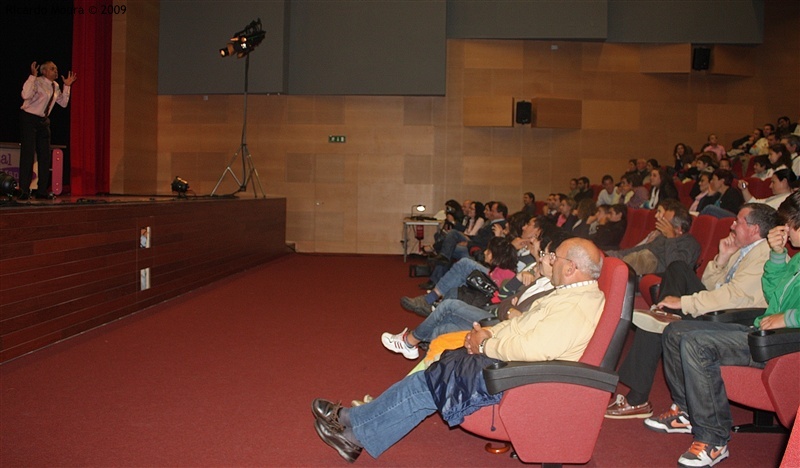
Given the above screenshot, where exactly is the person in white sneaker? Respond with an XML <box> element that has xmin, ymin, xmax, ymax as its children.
<box><xmin>648</xmin><ymin>192</ymin><xmax>800</xmax><ymax>468</ymax></box>
<box><xmin>382</xmin><ymin>230</ymin><xmax>570</xmax><ymax>361</ymax></box>
<box><xmin>606</xmin><ymin>204</ymin><xmax>777</xmax><ymax>420</ymax></box>
<box><xmin>313</xmin><ymin>238</ymin><xmax>606</xmax><ymax>463</ymax></box>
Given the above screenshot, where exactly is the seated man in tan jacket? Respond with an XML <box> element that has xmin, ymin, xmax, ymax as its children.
<box><xmin>606</xmin><ymin>203</ymin><xmax>778</xmax><ymax>419</ymax></box>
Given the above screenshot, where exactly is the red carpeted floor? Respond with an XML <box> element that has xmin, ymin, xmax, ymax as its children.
<box><xmin>0</xmin><ymin>254</ymin><xmax>790</xmax><ymax>467</ymax></box>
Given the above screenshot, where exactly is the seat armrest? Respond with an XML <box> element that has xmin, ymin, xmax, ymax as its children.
<box><xmin>699</xmin><ymin>308</ymin><xmax>766</xmax><ymax>325</ymax></box>
<box><xmin>748</xmin><ymin>328</ymin><xmax>800</xmax><ymax>362</ymax></box>
<box><xmin>482</xmin><ymin>361</ymin><xmax>619</xmax><ymax>395</ymax></box>
<box><xmin>478</xmin><ymin>317</ymin><xmax>501</xmax><ymax>327</ymax></box>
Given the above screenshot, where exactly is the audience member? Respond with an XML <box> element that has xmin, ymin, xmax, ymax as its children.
<box><xmin>645</xmin><ymin>167</ymin><xmax>679</xmax><ymax>209</ymax></box>
<box><xmin>617</xmin><ymin>173</ymin><xmax>648</xmax><ymax>209</ymax></box>
<box><xmin>718</xmin><ymin>157</ymin><xmax>732</xmax><ymax>171</ymax></box>
<box><xmin>776</xmin><ymin>115</ymin><xmax>795</xmax><ymax>137</ymax></box>
<box><xmin>606</xmin><ymin>203</ymin><xmax>777</xmax><ymax>422</ymax></box>
<box><xmin>556</xmin><ymin>195</ymin><xmax>578</xmax><ymax>230</ymax></box>
<box><xmin>383</xmin><ymin>229</ymin><xmax>566</xmax><ymax>360</ymax></box>
<box><xmin>635</xmin><ymin>159</ymin><xmax>649</xmax><ymax>183</ymax></box>
<box><xmin>571</xmin><ymin>198</ymin><xmax>597</xmax><ymax>238</ymax></box>
<box><xmin>687</xmin><ymin>153</ymin><xmax>717</xmax><ymax>197</ymax></box>
<box><xmin>607</xmin><ymin>200</ymin><xmax>699</xmax><ymax>276</ymax></box>
<box><xmin>407</xmin><ymin>211</ymin><xmax>539</xmax><ymax>316</ymax></box>
<box><xmin>699</xmin><ymin>169</ymin><xmax>744</xmax><ymax>218</ymax></box>
<box><xmin>780</xmin><ymin>134</ymin><xmax>799</xmax><ymax>176</ymax></box>
<box><xmin>739</xmin><ymin>168</ymin><xmax>796</xmax><ymax>210</ymax></box>
<box><xmin>690</xmin><ymin>172</ymin><xmax>716</xmax><ymax>214</ymax></box>
<box><xmin>435</xmin><ymin>201</ymin><xmax>507</xmax><ymax>263</ymax></box>
<box><xmin>734</xmin><ymin>128</ymin><xmax>761</xmax><ymax>154</ymax></box>
<box><xmin>522</xmin><ymin>191</ymin><xmax>537</xmax><ymax>217</ymax></box>
<box><xmin>597</xmin><ymin>174</ymin><xmax>618</xmax><ymax>206</ymax></box>
<box><xmin>463</xmin><ymin>201</ymin><xmax>485</xmax><ymax>236</ymax></box>
<box><xmin>567</xmin><ymin>179</ymin><xmax>579</xmax><ymax>199</ymax></box>
<box><xmin>591</xmin><ymin>203</ymin><xmax>627</xmax><ymax>251</ymax></box>
<box><xmin>574</xmin><ymin>176</ymin><xmax>593</xmax><ymax>203</ymax></box>
<box><xmin>312</xmin><ymin>238</ymin><xmax>605</xmax><ymax>463</ymax></box>
<box><xmin>673</xmin><ymin>143</ymin><xmax>695</xmax><ymax>177</ymax></box>
<box><xmin>750</xmin><ymin>155</ymin><xmax>771</xmax><ymax>180</ymax></box>
<box><xmin>752</xmin><ymin>124</ymin><xmax>776</xmax><ymax>156</ymax></box>
<box><xmin>646</xmin><ymin>195</ymin><xmax>798</xmax><ymax>468</ymax></box>
<box><xmin>544</xmin><ymin>194</ymin><xmax>560</xmax><ymax>222</ymax></box>
<box><xmin>702</xmin><ymin>133</ymin><xmax>726</xmax><ymax>161</ymax></box>
<box><xmin>768</xmin><ymin>143</ymin><xmax>792</xmax><ymax>171</ymax></box>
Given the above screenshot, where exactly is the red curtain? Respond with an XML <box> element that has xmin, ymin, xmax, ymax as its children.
<box><xmin>70</xmin><ymin>0</ymin><xmax>111</xmax><ymax>195</ymax></box>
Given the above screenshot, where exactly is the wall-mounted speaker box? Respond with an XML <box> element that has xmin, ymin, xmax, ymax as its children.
<box><xmin>692</xmin><ymin>47</ymin><xmax>711</xmax><ymax>70</ymax></box>
<box><xmin>515</xmin><ymin>100</ymin><xmax>532</xmax><ymax>124</ymax></box>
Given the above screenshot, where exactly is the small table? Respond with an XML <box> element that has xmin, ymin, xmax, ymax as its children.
<box><xmin>403</xmin><ymin>218</ymin><xmax>440</xmax><ymax>262</ymax></box>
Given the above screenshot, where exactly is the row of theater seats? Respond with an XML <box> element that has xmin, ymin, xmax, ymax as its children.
<box><xmin>486</xmin><ymin>205</ymin><xmax>798</xmax><ymax>465</ymax></box>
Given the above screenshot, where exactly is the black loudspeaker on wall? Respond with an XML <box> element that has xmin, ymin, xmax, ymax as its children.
<box><xmin>515</xmin><ymin>101</ymin><xmax>532</xmax><ymax>124</ymax></box>
<box><xmin>692</xmin><ymin>47</ymin><xmax>711</xmax><ymax>70</ymax></box>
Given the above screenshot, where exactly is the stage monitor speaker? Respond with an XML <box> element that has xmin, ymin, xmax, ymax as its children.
<box><xmin>692</xmin><ymin>47</ymin><xmax>711</xmax><ymax>70</ymax></box>
<box><xmin>515</xmin><ymin>101</ymin><xmax>532</xmax><ymax>124</ymax></box>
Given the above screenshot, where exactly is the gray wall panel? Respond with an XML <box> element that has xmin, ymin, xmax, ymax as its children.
<box><xmin>447</xmin><ymin>0</ymin><xmax>608</xmax><ymax>39</ymax></box>
<box><xmin>158</xmin><ymin>0</ymin><xmax>287</xmax><ymax>95</ymax></box>
<box><xmin>287</xmin><ymin>0</ymin><xmax>446</xmax><ymax>95</ymax></box>
<box><xmin>607</xmin><ymin>0</ymin><xmax>764</xmax><ymax>44</ymax></box>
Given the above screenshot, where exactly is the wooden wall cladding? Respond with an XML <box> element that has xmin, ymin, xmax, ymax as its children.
<box><xmin>0</xmin><ymin>198</ymin><xmax>287</xmax><ymax>362</ymax></box>
<box><xmin>463</xmin><ymin>96</ymin><xmax>514</xmax><ymax>127</ymax></box>
<box><xmin>532</xmin><ymin>98</ymin><xmax>583</xmax><ymax>129</ymax></box>
<box><xmin>710</xmin><ymin>45</ymin><xmax>755</xmax><ymax>76</ymax></box>
<box><xmin>640</xmin><ymin>43</ymin><xmax>692</xmax><ymax>73</ymax></box>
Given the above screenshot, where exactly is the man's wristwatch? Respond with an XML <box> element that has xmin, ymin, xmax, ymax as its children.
<box><xmin>478</xmin><ymin>338</ymin><xmax>489</xmax><ymax>354</ymax></box>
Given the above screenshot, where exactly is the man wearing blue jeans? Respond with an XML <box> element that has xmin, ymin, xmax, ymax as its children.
<box><xmin>311</xmin><ymin>238</ymin><xmax>605</xmax><ymax>462</ymax></box>
<box><xmin>645</xmin><ymin>194</ymin><xmax>800</xmax><ymax>468</ymax></box>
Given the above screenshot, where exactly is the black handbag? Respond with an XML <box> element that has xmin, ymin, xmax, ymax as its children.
<box><xmin>465</xmin><ymin>270</ymin><xmax>498</xmax><ymax>296</ymax></box>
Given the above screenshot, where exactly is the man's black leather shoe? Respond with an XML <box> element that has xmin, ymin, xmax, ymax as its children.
<box><xmin>17</xmin><ymin>192</ymin><xmax>30</xmax><ymax>201</ymax></box>
<box><xmin>311</xmin><ymin>398</ymin><xmax>340</xmax><ymax>422</ymax></box>
<box><xmin>314</xmin><ymin>417</ymin><xmax>362</xmax><ymax>463</ymax></box>
<box><xmin>34</xmin><ymin>192</ymin><xmax>56</xmax><ymax>200</ymax></box>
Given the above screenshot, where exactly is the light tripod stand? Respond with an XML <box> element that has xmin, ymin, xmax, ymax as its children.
<box><xmin>212</xmin><ymin>21</ymin><xmax>266</xmax><ymax>198</ymax></box>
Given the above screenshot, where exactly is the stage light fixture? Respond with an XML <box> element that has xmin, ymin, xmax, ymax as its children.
<box><xmin>171</xmin><ymin>176</ymin><xmax>190</xmax><ymax>198</ymax></box>
<box><xmin>219</xmin><ymin>19</ymin><xmax>266</xmax><ymax>58</ymax></box>
<box><xmin>0</xmin><ymin>171</ymin><xmax>18</xmax><ymax>198</ymax></box>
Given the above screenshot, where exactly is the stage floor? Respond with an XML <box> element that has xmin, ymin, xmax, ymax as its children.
<box><xmin>0</xmin><ymin>193</ymin><xmax>262</xmax><ymax>209</ymax></box>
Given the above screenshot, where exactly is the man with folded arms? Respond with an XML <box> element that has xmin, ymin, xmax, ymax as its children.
<box><xmin>311</xmin><ymin>238</ymin><xmax>605</xmax><ymax>463</ymax></box>
<box><xmin>606</xmin><ymin>203</ymin><xmax>777</xmax><ymax>420</ymax></box>
<box><xmin>646</xmin><ymin>192</ymin><xmax>799</xmax><ymax>468</ymax></box>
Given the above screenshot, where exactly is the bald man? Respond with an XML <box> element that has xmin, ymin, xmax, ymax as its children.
<box><xmin>312</xmin><ymin>238</ymin><xmax>606</xmax><ymax>462</ymax></box>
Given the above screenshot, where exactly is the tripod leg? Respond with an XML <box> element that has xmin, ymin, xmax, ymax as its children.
<box><xmin>211</xmin><ymin>149</ymin><xmax>246</xmax><ymax>196</ymax></box>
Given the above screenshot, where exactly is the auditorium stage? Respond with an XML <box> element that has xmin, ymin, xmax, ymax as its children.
<box><xmin>0</xmin><ymin>194</ymin><xmax>288</xmax><ymax>363</ymax></box>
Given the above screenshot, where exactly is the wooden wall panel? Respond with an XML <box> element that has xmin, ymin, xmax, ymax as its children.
<box><xmin>0</xmin><ymin>199</ymin><xmax>287</xmax><ymax>362</ymax></box>
<box><xmin>464</xmin><ymin>40</ymin><xmax>524</xmax><ymax>69</ymax></box>
<box><xmin>135</xmin><ymin>2</ymin><xmax>799</xmax><ymax>256</ymax></box>
<box><xmin>710</xmin><ymin>45</ymin><xmax>755</xmax><ymax>76</ymax></box>
<box><xmin>696</xmin><ymin>104</ymin><xmax>755</xmax><ymax>133</ymax></box>
<box><xmin>533</xmin><ymin>98</ymin><xmax>582</xmax><ymax>129</ymax></box>
<box><xmin>640</xmin><ymin>44</ymin><xmax>692</xmax><ymax>73</ymax></box>
<box><xmin>582</xmin><ymin>100</ymin><xmax>641</xmax><ymax>130</ymax></box>
<box><xmin>463</xmin><ymin>96</ymin><xmax>514</xmax><ymax>127</ymax></box>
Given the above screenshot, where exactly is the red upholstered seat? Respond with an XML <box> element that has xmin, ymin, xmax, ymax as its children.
<box><xmin>745</xmin><ymin>177</ymin><xmax>773</xmax><ymax>199</ymax></box>
<box><xmin>720</xmin><ymin>333</ymin><xmax>800</xmax><ymax>432</ymax></box>
<box><xmin>619</xmin><ymin>208</ymin><xmax>652</xmax><ymax>250</ymax></box>
<box><xmin>638</xmin><ymin>215</ymin><xmax>732</xmax><ymax>307</ymax></box>
<box><xmin>458</xmin><ymin>257</ymin><xmax>635</xmax><ymax>465</ymax></box>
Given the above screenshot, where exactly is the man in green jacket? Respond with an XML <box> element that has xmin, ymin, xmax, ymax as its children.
<box><xmin>645</xmin><ymin>191</ymin><xmax>800</xmax><ymax>468</ymax></box>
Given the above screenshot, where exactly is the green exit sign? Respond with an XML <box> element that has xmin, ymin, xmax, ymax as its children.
<box><xmin>328</xmin><ymin>135</ymin><xmax>346</xmax><ymax>143</ymax></box>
